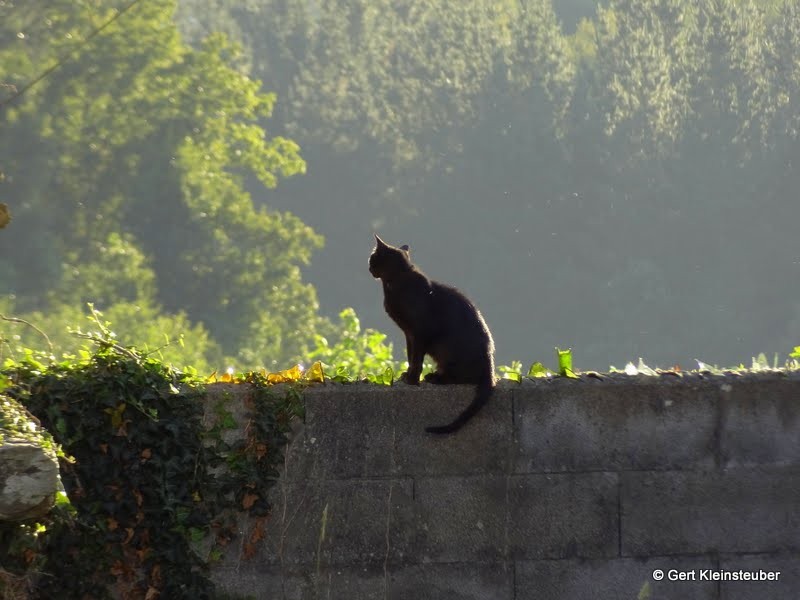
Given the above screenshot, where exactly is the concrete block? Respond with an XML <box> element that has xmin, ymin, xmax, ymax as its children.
<box><xmin>284</xmin><ymin>385</ymin><xmax>402</xmax><ymax>480</ymax></box>
<box><xmin>514</xmin><ymin>380</ymin><xmax>718</xmax><ymax>473</ymax></box>
<box><xmin>252</xmin><ymin>478</ymin><xmax>416</xmax><ymax>568</ymax></box>
<box><xmin>289</xmin><ymin>384</ymin><xmax>514</xmax><ymax>479</ymax></box>
<box><xmin>213</xmin><ymin>563</ymin><xmax>514</xmax><ymax>600</ymax></box>
<box><xmin>508</xmin><ymin>472</ymin><xmax>619</xmax><ymax>559</ymax></box>
<box><xmin>391</xmin><ymin>386</ymin><xmax>513</xmax><ymax>477</ymax></box>
<box><xmin>621</xmin><ymin>468</ymin><xmax>800</xmax><ymax>556</ymax></box>
<box><xmin>212</xmin><ymin>566</ymin><xmax>385</xmax><ymax>600</ymax></box>
<box><xmin>719</xmin><ymin>553</ymin><xmax>800</xmax><ymax>600</ymax></box>
<box><xmin>516</xmin><ymin>556</ymin><xmax>717</xmax><ymax>600</ymax></box>
<box><xmin>412</xmin><ymin>473</ymin><xmax>618</xmax><ymax>563</ymax></box>
<box><xmin>387</xmin><ymin>563</ymin><xmax>513</xmax><ymax>600</ymax></box>
<box><xmin>412</xmin><ymin>475</ymin><xmax>509</xmax><ymax>563</ymax></box>
<box><xmin>720</xmin><ymin>379</ymin><xmax>800</xmax><ymax>467</ymax></box>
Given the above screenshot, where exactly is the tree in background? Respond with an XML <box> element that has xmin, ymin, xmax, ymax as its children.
<box><xmin>185</xmin><ymin>0</ymin><xmax>800</xmax><ymax>368</ymax></box>
<box><xmin>0</xmin><ymin>0</ymin><xmax>326</xmax><ymax>369</ymax></box>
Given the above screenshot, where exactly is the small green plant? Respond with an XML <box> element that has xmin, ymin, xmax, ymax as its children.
<box><xmin>498</xmin><ymin>360</ymin><xmax>523</xmax><ymax>382</ymax></box>
<box><xmin>308</xmin><ymin>308</ymin><xmax>432</xmax><ymax>383</ymax></box>
<box><xmin>787</xmin><ymin>346</ymin><xmax>800</xmax><ymax>369</ymax></box>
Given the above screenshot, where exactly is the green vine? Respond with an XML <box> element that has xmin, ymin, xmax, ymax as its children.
<box><xmin>0</xmin><ymin>316</ymin><xmax>305</xmax><ymax>599</ymax></box>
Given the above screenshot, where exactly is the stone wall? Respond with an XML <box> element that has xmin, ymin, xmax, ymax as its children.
<box><xmin>210</xmin><ymin>373</ymin><xmax>800</xmax><ymax>600</ymax></box>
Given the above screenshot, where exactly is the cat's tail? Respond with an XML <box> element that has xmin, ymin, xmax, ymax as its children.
<box><xmin>424</xmin><ymin>376</ymin><xmax>494</xmax><ymax>435</ymax></box>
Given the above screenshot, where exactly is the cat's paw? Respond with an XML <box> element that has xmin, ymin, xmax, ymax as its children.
<box><xmin>423</xmin><ymin>372</ymin><xmax>444</xmax><ymax>384</ymax></box>
<box><xmin>399</xmin><ymin>372</ymin><xmax>420</xmax><ymax>385</ymax></box>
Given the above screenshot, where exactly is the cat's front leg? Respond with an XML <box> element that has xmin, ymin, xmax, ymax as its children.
<box><xmin>400</xmin><ymin>334</ymin><xmax>423</xmax><ymax>384</ymax></box>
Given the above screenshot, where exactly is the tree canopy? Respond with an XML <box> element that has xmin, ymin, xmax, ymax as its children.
<box><xmin>0</xmin><ymin>0</ymin><xmax>325</xmax><ymax>370</ymax></box>
<box><xmin>2</xmin><ymin>0</ymin><xmax>799</xmax><ymax>369</ymax></box>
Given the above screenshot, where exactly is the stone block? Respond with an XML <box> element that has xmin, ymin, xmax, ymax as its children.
<box><xmin>412</xmin><ymin>473</ymin><xmax>618</xmax><ymax>563</ymax></box>
<box><xmin>516</xmin><ymin>556</ymin><xmax>717</xmax><ymax>600</ymax></box>
<box><xmin>719</xmin><ymin>553</ymin><xmax>800</xmax><ymax>600</ymax></box>
<box><xmin>719</xmin><ymin>379</ymin><xmax>800</xmax><ymax>467</ymax></box>
<box><xmin>514</xmin><ymin>380</ymin><xmax>718</xmax><ymax>473</ymax></box>
<box><xmin>213</xmin><ymin>563</ymin><xmax>514</xmax><ymax>600</ymax></box>
<box><xmin>287</xmin><ymin>384</ymin><xmax>514</xmax><ymax>480</ymax></box>
<box><xmin>621</xmin><ymin>468</ymin><xmax>800</xmax><ymax>556</ymax></box>
<box><xmin>391</xmin><ymin>385</ymin><xmax>513</xmax><ymax>477</ymax></box>
<box><xmin>252</xmin><ymin>477</ymin><xmax>416</xmax><ymax>568</ymax></box>
<box><xmin>412</xmin><ymin>475</ymin><xmax>509</xmax><ymax>563</ymax></box>
<box><xmin>508</xmin><ymin>472</ymin><xmax>619</xmax><ymax>559</ymax></box>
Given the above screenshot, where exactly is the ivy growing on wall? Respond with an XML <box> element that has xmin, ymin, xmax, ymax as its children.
<box><xmin>0</xmin><ymin>318</ymin><xmax>305</xmax><ymax>599</ymax></box>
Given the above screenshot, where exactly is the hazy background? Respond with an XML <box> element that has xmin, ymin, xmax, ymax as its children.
<box><xmin>1</xmin><ymin>0</ymin><xmax>799</xmax><ymax>371</ymax></box>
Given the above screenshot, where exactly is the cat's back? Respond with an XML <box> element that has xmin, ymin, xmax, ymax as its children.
<box><xmin>431</xmin><ymin>280</ymin><xmax>493</xmax><ymax>338</ymax></box>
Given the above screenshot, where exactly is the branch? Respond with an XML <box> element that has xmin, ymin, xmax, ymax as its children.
<box><xmin>0</xmin><ymin>0</ymin><xmax>146</xmax><ymax>109</ymax></box>
<box><xmin>71</xmin><ymin>331</ymin><xmax>139</xmax><ymax>361</ymax></box>
<box><xmin>0</xmin><ymin>314</ymin><xmax>53</xmax><ymax>351</ymax></box>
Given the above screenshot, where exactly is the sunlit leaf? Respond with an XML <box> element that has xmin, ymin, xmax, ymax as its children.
<box><xmin>366</xmin><ymin>366</ymin><xmax>394</xmax><ymax>385</ymax></box>
<box><xmin>752</xmin><ymin>352</ymin><xmax>769</xmax><ymax>371</ymax></box>
<box><xmin>636</xmin><ymin>358</ymin><xmax>657</xmax><ymax>376</ymax></box>
<box><xmin>527</xmin><ymin>362</ymin><xmax>551</xmax><ymax>378</ymax></box>
<box><xmin>304</xmin><ymin>361</ymin><xmax>325</xmax><ymax>382</ymax></box>
<box><xmin>556</xmin><ymin>347</ymin><xmax>573</xmax><ymax>376</ymax></box>
<box><xmin>267</xmin><ymin>364</ymin><xmax>303</xmax><ymax>383</ymax></box>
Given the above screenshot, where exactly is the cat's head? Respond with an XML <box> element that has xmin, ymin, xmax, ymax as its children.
<box><xmin>369</xmin><ymin>234</ymin><xmax>411</xmax><ymax>279</ymax></box>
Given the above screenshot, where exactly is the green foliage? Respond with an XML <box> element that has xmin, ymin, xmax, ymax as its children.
<box><xmin>3</xmin><ymin>0</ymin><xmax>800</xmax><ymax>372</ymax></box>
<box><xmin>177</xmin><ymin>0</ymin><xmax>800</xmax><ymax>369</ymax></box>
<box><xmin>498</xmin><ymin>360</ymin><xmax>524</xmax><ymax>382</ymax></box>
<box><xmin>0</xmin><ymin>323</ymin><xmax>304</xmax><ymax>599</ymax></box>
<box><xmin>500</xmin><ymin>348</ymin><xmax>576</xmax><ymax>380</ymax></box>
<box><xmin>307</xmin><ymin>308</ymin><xmax>411</xmax><ymax>383</ymax></box>
<box><xmin>789</xmin><ymin>346</ymin><xmax>800</xmax><ymax>370</ymax></box>
<box><xmin>1</xmin><ymin>301</ymin><xmax>222</xmax><ymax>375</ymax></box>
<box><xmin>556</xmin><ymin>347</ymin><xmax>578</xmax><ymax>378</ymax></box>
<box><xmin>0</xmin><ymin>0</ymin><xmax>323</xmax><ymax>371</ymax></box>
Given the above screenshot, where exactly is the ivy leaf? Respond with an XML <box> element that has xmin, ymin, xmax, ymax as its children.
<box><xmin>366</xmin><ymin>366</ymin><xmax>394</xmax><ymax>385</ymax></box>
<box><xmin>527</xmin><ymin>362</ymin><xmax>551</xmax><ymax>378</ymax></box>
<box><xmin>242</xmin><ymin>492</ymin><xmax>259</xmax><ymax>510</ymax></box>
<box><xmin>556</xmin><ymin>347</ymin><xmax>577</xmax><ymax>377</ymax></box>
<box><xmin>104</xmin><ymin>403</ymin><xmax>126</xmax><ymax>429</ymax></box>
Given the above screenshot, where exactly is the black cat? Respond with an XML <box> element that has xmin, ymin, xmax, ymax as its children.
<box><xmin>368</xmin><ymin>235</ymin><xmax>495</xmax><ymax>434</ymax></box>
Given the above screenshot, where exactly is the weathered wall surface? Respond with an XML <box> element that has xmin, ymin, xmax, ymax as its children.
<box><xmin>211</xmin><ymin>374</ymin><xmax>800</xmax><ymax>600</ymax></box>
<box><xmin>0</xmin><ymin>394</ymin><xmax>60</xmax><ymax>521</ymax></box>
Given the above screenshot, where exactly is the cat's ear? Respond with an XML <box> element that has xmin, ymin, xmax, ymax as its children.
<box><xmin>400</xmin><ymin>244</ymin><xmax>409</xmax><ymax>252</ymax></box>
<box><xmin>374</xmin><ymin>234</ymin><xmax>388</xmax><ymax>248</ymax></box>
